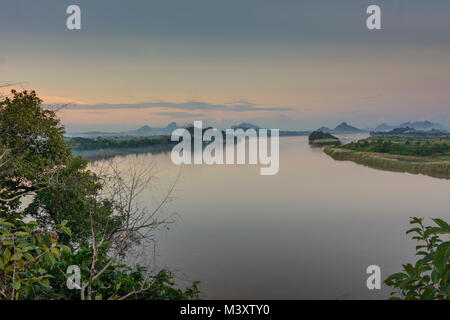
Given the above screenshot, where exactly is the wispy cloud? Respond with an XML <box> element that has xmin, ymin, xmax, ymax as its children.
<box><xmin>155</xmin><ymin>111</ymin><xmax>206</xmax><ymax>118</ymax></box>
<box><xmin>53</xmin><ymin>101</ymin><xmax>292</xmax><ymax>112</ymax></box>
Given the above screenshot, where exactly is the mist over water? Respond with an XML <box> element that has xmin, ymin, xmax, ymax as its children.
<box><xmin>89</xmin><ymin>135</ymin><xmax>450</xmax><ymax>299</ymax></box>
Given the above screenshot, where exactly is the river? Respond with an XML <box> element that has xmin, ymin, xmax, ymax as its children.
<box><xmin>88</xmin><ymin>134</ymin><xmax>450</xmax><ymax>299</ymax></box>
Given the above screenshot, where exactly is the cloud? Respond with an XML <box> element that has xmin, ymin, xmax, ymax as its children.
<box><xmin>155</xmin><ymin>111</ymin><xmax>206</xmax><ymax>118</ymax></box>
<box><xmin>52</xmin><ymin>101</ymin><xmax>292</xmax><ymax>112</ymax></box>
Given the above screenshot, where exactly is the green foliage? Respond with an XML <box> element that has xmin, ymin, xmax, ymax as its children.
<box><xmin>24</xmin><ymin>156</ymin><xmax>121</xmax><ymax>246</ymax></box>
<box><xmin>308</xmin><ymin>131</ymin><xmax>341</xmax><ymax>146</ymax></box>
<box><xmin>0</xmin><ymin>89</ymin><xmax>200</xmax><ymax>300</ymax></box>
<box><xmin>325</xmin><ymin>147</ymin><xmax>450</xmax><ymax>179</ymax></box>
<box><xmin>66</xmin><ymin>136</ymin><xmax>176</xmax><ymax>151</ymax></box>
<box><xmin>0</xmin><ymin>218</ymin><xmax>71</xmax><ymax>299</ymax></box>
<box><xmin>308</xmin><ymin>131</ymin><xmax>340</xmax><ymax>144</ymax></box>
<box><xmin>0</xmin><ymin>90</ymin><xmax>119</xmax><ymax>246</ymax></box>
<box><xmin>343</xmin><ymin>138</ymin><xmax>450</xmax><ymax>157</ymax></box>
<box><xmin>46</xmin><ymin>241</ymin><xmax>200</xmax><ymax>300</ymax></box>
<box><xmin>385</xmin><ymin>217</ymin><xmax>450</xmax><ymax>300</ymax></box>
<box><xmin>0</xmin><ymin>218</ymin><xmax>199</xmax><ymax>300</ymax></box>
<box><xmin>0</xmin><ymin>90</ymin><xmax>71</xmax><ymax>217</ymax></box>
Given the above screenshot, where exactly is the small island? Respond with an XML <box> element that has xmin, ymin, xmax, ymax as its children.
<box><xmin>308</xmin><ymin>131</ymin><xmax>341</xmax><ymax>146</ymax></box>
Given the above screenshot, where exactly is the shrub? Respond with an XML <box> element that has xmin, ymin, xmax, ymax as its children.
<box><xmin>385</xmin><ymin>217</ymin><xmax>450</xmax><ymax>300</ymax></box>
<box><xmin>0</xmin><ymin>218</ymin><xmax>71</xmax><ymax>299</ymax></box>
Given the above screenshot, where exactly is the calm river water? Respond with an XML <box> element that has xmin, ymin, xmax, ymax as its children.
<box><xmin>88</xmin><ymin>135</ymin><xmax>450</xmax><ymax>299</ymax></box>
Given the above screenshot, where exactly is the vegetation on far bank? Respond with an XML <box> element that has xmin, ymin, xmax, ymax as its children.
<box><xmin>324</xmin><ymin>137</ymin><xmax>450</xmax><ymax>179</ymax></box>
<box><xmin>338</xmin><ymin>137</ymin><xmax>450</xmax><ymax>157</ymax></box>
<box><xmin>371</xmin><ymin>126</ymin><xmax>449</xmax><ymax>138</ymax></box>
<box><xmin>65</xmin><ymin>136</ymin><xmax>176</xmax><ymax>151</ymax></box>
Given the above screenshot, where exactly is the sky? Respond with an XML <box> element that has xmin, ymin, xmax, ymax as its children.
<box><xmin>0</xmin><ymin>0</ymin><xmax>449</xmax><ymax>131</ymax></box>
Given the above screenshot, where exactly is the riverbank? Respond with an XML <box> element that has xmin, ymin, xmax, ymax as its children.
<box><xmin>310</xmin><ymin>139</ymin><xmax>341</xmax><ymax>146</ymax></box>
<box><xmin>72</xmin><ymin>144</ymin><xmax>173</xmax><ymax>161</ymax></box>
<box><xmin>324</xmin><ymin>147</ymin><xmax>450</xmax><ymax>179</ymax></box>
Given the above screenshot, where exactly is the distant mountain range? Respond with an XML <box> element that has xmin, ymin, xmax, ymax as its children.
<box><xmin>131</xmin><ymin>122</ymin><xmax>180</xmax><ymax>135</ymax></box>
<box><xmin>314</xmin><ymin>121</ymin><xmax>448</xmax><ymax>134</ymax></box>
<box><xmin>67</xmin><ymin>122</ymin><xmax>183</xmax><ymax>137</ymax></box>
<box><xmin>231</xmin><ymin>122</ymin><xmax>261</xmax><ymax>130</ymax></box>
<box><xmin>67</xmin><ymin>120</ymin><xmax>448</xmax><ymax>138</ymax></box>
<box><xmin>371</xmin><ymin>126</ymin><xmax>450</xmax><ymax>138</ymax></box>
<box><xmin>373</xmin><ymin>121</ymin><xmax>446</xmax><ymax>132</ymax></box>
<box><xmin>315</xmin><ymin>122</ymin><xmax>363</xmax><ymax>134</ymax></box>
<box><xmin>68</xmin><ymin>121</ymin><xmax>302</xmax><ymax>138</ymax></box>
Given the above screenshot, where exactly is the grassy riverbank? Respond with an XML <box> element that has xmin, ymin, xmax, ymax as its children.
<box><xmin>324</xmin><ymin>145</ymin><xmax>450</xmax><ymax>179</ymax></box>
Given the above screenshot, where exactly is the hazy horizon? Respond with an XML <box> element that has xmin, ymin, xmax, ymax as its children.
<box><xmin>63</xmin><ymin>118</ymin><xmax>448</xmax><ymax>134</ymax></box>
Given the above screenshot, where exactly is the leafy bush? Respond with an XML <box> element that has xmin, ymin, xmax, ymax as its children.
<box><xmin>385</xmin><ymin>217</ymin><xmax>450</xmax><ymax>300</ymax></box>
<box><xmin>0</xmin><ymin>218</ymin><xmax>199</xmax><ymax>300</ymax></box>
<box><xmin>46</xmin><ymin>241</ymin><xmax>200</xmax><ymax>300</ymax></box>
<box><xmin>0</xmin><ymin>218</ymin><xmax>71</xmax><ymax>299</ymax></box>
